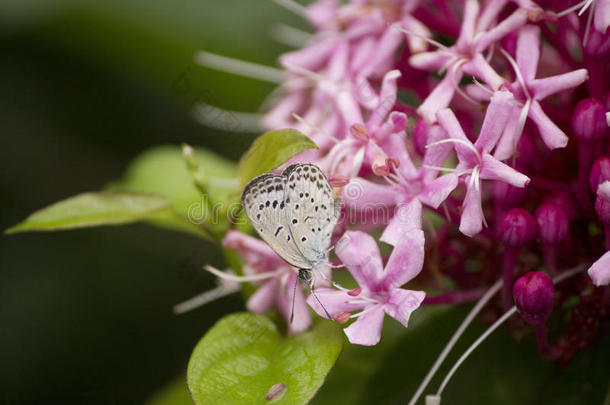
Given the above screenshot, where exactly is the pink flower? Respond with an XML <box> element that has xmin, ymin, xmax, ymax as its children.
<box><xmin>410</xmin><ymin>0</ymin><xmax>528</xmax><ymax>123</ymax></box>
<box><xmin>307</xmin><ymin>230</ymin><xmax>426</xmax><ymax>346</ymax></box>
<box><xmin>436</xmin><ymin>90</ymin><xmax>530</xmax><ymax>236</ymax></box>
<box><xmin>205</xmin><ymin>230</ymin><xmax>320</xmax><ymax>334</ymax></box>
<box><xmin>493</xmin><ymin>25</ymin><xmax>588</xmax><ymax>159</ymax></box>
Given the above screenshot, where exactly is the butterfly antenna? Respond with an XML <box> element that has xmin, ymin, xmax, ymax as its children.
<box><xmin>310</xmin><ymin>285</ymin><xmax>332</xmax><ymax>320</ymax></box>
<box><xmin>289</xmin><ymin>274</ymin><xmax>298</xmax><ymax>324</ymax></box>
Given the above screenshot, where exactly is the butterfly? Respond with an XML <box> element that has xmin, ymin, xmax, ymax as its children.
<box><xmin>241</xmin><ymin>163</ymin><xmax>341</xmax><ymax>321</ymax></box>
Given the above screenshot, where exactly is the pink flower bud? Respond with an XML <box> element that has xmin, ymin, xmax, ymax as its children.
<box><xmin>589</xmin><ymin>156</ymin><xmax>610</xmax><ymax>194</ymax></box>
<box><xmin>350</xmin><ymin>123</ymin><xmax>370</xmax><ymax>141</ymax></box>
<box><xmin>595</xmin><ymin>195</ymin><xmax>610</xmax><ymax>224</ymax></box>
<box><xmin>572</xmin><ymin>98</ymin><xmax>607</xmax><ymax>141</ymax></box>
<box><xmin>513</xmin><ymin>271</ymin><xmax>555</xmax><ymax>325</ymax></box>
<box><xmin>332</xmin><ymin>311</ymin><xmax>351</xmax><ymax>324</ymax></box>
<box><xmin>535</xmin><ymin>203</ymin><xmax>569</xmax><ymax>245</ymax></box>
<box><xmin>497</xmin><ymin>208</ymin><xmax>537</xmax><ymax>247</ymax></box>
<box><xmin>543</xmin><ymin>192</ymin><xmax>577</xmax><ymax>222</ymax></box>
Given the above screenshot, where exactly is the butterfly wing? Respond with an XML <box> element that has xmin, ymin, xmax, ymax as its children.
<box><xmin>242</xmin><ymin>173</ymin><xmax>312</xmax><ymax>269</ymax></box>
<box><xmin>283</xmin><ymin>164</ymin><xmax>340</xmax><ymax>263</ymax></box>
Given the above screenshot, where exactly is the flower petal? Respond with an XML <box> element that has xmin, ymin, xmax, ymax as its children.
<box><xmin>528</xmin><ymin>101</ymin><xmax>569</xmax><ymax>150</ymax></box>
<box><xmin>418</xmin><ymin>72</ymin><xmax>463</xmax><ymax>124</ymax></box>
<box><xmin>419</xmin><ymin>173</ymin><xmax>459</xmax><ymax>208</ymax></box>
<box><xmin>381</xmin><ymin>200</ymin><xmax>423</xmax><ymax>246</ymax></box>
<box><xmin>529</xmin><ymin>69</ymin><xmax>588</xmax><ymax>101</ymax></box>
<box><xmin>474</xmin><ymin>91</ymin><xmax>515</xmax><ymax>154</ymax></box>
<box><xmin>383</xmin><ymin>230</ymin><xmax>425</xmax><ymax>288</ymax></box>
<box><xmin>588</xmin><ymin>251</ymin><xmax>610</xmax><ymax>286</ymax></box>
<box><xmin>344</xmin><ymin>305</ymin><xmax>385</xmax><ymax>346</ymax></box>
<box><xmin>437</xmin><ymin>108</ymin><xmax>479</xmax><ymax>168</ymax></box>
<box><xmin>460</xmin><ymin>176</ymin><xmax>484</xmax><ymax>237</ymax></box>
<box><xmin>247</xmin><ymin>278</ymin><xmax>279</xmax><ymax>314</ymax></box>
<box><xmin>341</xmin><ymin>177</ymin><xmax>396</xmax><ymax>211</ymax></box>
<box><xmin>335</xmin><ymin>230</ymin><xmax>384</xmax><ymax>290</ymax></box>
<box><xmin>594</xmin><ymin>0</ymin><xmax>610</xmax><ymax>33</ymax></box>
<box><xmin>277</xmin><ymin>273</ymin><xmax>312</xmax><ymax>334</ymax></box>
<box><xmin>515</xmin><ymin>25</ymin><xmax>541</xmax><ymax>82</ymax></box>
<box><xmin>223</xmin><ymin>230</ymin><xmax>286</xmax><ymax>270</ymax></box>
<box><xmin>480</xmin><ymin>154</ymin><xmax>530</xmax><ymax>187</ymax></box>
<box><xmin>384</xmin><ymin>288</ymin><xmax>426</xmax><ymax>328</ymax></box>
<box><xmin>306</xmin><ymin>287</ymin><xmax>364</xmax><ymax>317</ymax></box>
<box><xmin>598</xmin><ymin>181</ymin><xmax>610</xmax><ymax>201</ymax></box>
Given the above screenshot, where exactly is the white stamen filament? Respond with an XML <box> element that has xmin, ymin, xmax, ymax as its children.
<box><xmin>472</xmin><ymin>77</ymin><xmax>494</xmax><ymax>96</ymax></box>
<box><xmin>271</xmin><ymin>24</ymin><xmax>312</xmax><ymax>48</ymax></box>
<box><xmin>407</xmin><ymin>279</ymin><xmax>504</xmax><ymax>405</ymax></box>
<box><xmin>194</xmin><ymin>50</ymin><xmax>284</xmax><ymax>84</ymax></box>
<box><xmin>349</xmin><ymin>302</ymin><xmax>381</xmax><ymax>318</ymax></box>
<box><xmin>173</xmin><ymin>284</ymin><xmax>240</xmax><ymax>314</ymax></box>
<box><xmin>391</xmin><ymin>25</ymin><xmax>451</xmax><ymax>51</ymax></box>
<box><xmin>422</xmin><ymin>164</ymin><xmax>458</xmax><ymax>173</ymax></box>
<box><xmin>192</xmin><ymin>104</ymin><xmax>263</xmax><ymax>133</ymax></box>
<box><xmin>582</xmin><ymin>2</ymin><xmax>595</xmax><ymax>45</ymax></box>
<box><xmin>577</xmin><ymin>0</ymin><xmax>595</xmax><ymax>16</ymax></box>
<box><xmin>272</xmin><ymin>0</ymin><xmax>307</xmax><ymax>16</ymax></box>
<box><xmin>204</xmin><ymin>265</ymin><xmax>283</xmax><ymax>282</ymax></box>
<box><xmin>499</xmin><ymin>48</ymin><xmax>531</xmax><ymax>100</ymax></box>
<box><xmin>424</xmin><ymin>265</ymin><xmax>587</xmax><ymax>402</ymax></box>
<box><xmin>556</xmin><ymin>0</ymin><xmax>590</xmax><ymax>17</ymax></box>
<box><xmin>426</xmin><ymin>138</ymin><xmax>481</xmax><ymax>162</ymax></box>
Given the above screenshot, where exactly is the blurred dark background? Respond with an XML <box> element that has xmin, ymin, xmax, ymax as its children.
<box><xmin>0</xmin><ymin>1</ymin><xmax>304</xmax><ymax>403</ymax></box>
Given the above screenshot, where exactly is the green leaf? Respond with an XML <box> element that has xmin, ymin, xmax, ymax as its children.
<box><xmin>6</xmin><ymin>191</ymin><xmax>170</xmax><ymax>234</ymax></box>
<box><xmin>238</xmin><ymin>130</ymin><xmax>318</xmax><ymax>187</ymax></box>
<box><xmin>119</xmin><ymin>145</ymin><xmax>239</xmax><ymax>214</ymax></box>
<box><xmin>187</xmin><ymin>312</ymin><xmax>343</xmax><ymax>405</ymax></box>
<box><xmin>114</xmin><ymin>145</ymin><xmax>240</xmax><ymax>238</ymax></box>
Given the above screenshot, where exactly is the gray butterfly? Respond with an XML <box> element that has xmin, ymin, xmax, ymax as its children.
<box><xmin>241</xmin><ymin>163</ymin><xmax>341</xmax><ymax>318</ymax></box>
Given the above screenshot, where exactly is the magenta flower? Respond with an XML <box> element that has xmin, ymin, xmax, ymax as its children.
<box><xmin>436</xmin><ymin>90</ymin><xmax>530</xmax><ymax>236</ymax></box>
<box><xmin>493</xmin><ymin>25</ymin><xmax>588</xmax><ymax>159</ymax></box>
<box><xmin>307</xmin><ymin>230</ymin><xmax>426</xmax><ymax>346</ymax></box>
<box><xmin>205</xmin><ymin>230</ymin><xmax>327</xmax><ymax>334</ymax></box>
<box><xmin>410</xmin><ymin>0</ymin><xmax>528</xmax><ymax>123</ymax></box>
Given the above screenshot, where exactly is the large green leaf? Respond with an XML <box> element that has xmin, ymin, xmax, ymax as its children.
<box><xmin>115</xmin><ymin>145</ymin><xmax>240</xmax><ymax>238</ymax></box>
<box><xmin>238</xmin><ymin>130</ymin><xmax>318</xmax><ymax>186</ymax></box>
<box><xmin>6</xmin><ymin>191</ymin><xmax>170</xmax><ymax>233</ymax></box>
<box><xmin>187</xmin><ymin>313</ymin><xmax>343</xmax><ymax>405</ymax></box>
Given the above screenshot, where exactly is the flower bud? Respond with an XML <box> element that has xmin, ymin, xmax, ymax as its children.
<box><xmin>572</xmin><ymin>98</ymin><xmax>607</xmax><ymax>141</ymax></box>
<box><xmin>595</xmin><ymin>194</ymin><xmax>610</xmax><ymax>224</ymax></box>
<box><xmin>543</xmin><ymin>192</ymin><xmax>577</xmax><ymax>222</ymax></box>
<box><xmin>535</xmin><ymin>203</ymin><xmax>569</xmax><ymax>245</ymax></box>
<box><xmin>589</xmin><ymin>156</ymin><xmax>610</xmax><ymax>194</ymax></box>
<box><xmin>513</xmin><ymin>271</ymin><xmax>555</xmax><ymax>325</ymax></box>
<box><xmin>497</xmin><ymin>208</ymin><xmax>537</xmax><ymax>247</ymax></box>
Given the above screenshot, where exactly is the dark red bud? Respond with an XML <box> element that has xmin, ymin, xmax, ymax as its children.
<box><xmin>535</xmin><ymin>203</ymin><xmax>569</xmax><ymax>245</ymax></box>
<box><xmin>572</xmin><ymin>98</ymin><xmax>607</xmax><ymax>141</ymax></box>
<box><xmin>497</xmin><ymin>208</ymin><xmax>537</xmax><ymax>247</ymax></box>
<box><xmin>513</xmin><ymin>271</ymin><xmax>555</xmax><ymax>325</ymax></box>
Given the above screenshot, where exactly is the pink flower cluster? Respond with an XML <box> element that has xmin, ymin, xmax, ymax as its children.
<box><xmin>205</xmin><ymin>0</ymin><xmax>610</xmax><ymax>354</ymax></box>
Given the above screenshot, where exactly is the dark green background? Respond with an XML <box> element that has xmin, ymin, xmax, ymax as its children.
<box><xmin>1</xmin><ymin>1</ymin><xmax>299</xmax><ymax>403</ymax></box>
<box><xmin>2</xmin><ymin>1</ymin><xmax>609</xmax><ymax>404</ymax></box>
